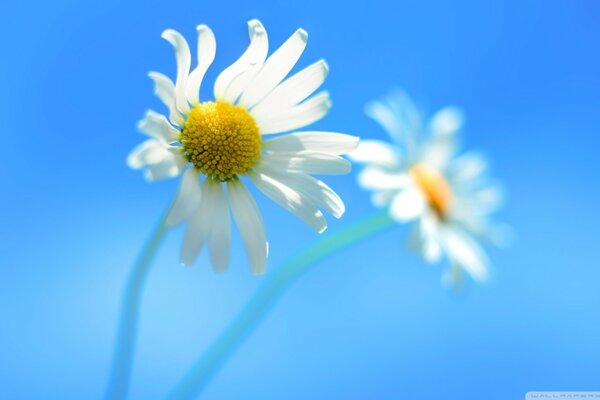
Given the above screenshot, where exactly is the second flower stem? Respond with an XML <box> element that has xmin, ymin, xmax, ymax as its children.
<box><xmin>104</xmin><ymin>207</ymin><xmax>170</xmax><ymax>400</ymax></box>
<box><xmin>167</xmin><ymin>210</ymin><xmax>395</xmax><ymax>399</ymax></box>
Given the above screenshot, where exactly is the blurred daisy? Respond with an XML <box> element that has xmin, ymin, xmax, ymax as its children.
<box><xmin>128</xmin><ymin>20</ymin><xmax>358</xmax><ymax>274</ymax></box>
<box><xmin>350</xmin><ymin>90</ymin><xmax>507</xmax><ymax>285</ymax></box>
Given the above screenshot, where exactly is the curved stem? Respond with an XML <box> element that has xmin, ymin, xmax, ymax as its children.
<box><xmin>104</xmin><ymin>208</ymin><xmax>171</xmax><ymax>400</ymax></box>
<box><xmin>167</xmin><ymin>210</ymin><xmax>394</xmax><ymax>399</ymax></box>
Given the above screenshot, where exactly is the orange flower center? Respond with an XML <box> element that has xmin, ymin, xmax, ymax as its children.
<box><xmin>409</xmin><ymin>164</ymin><xmax>452</xmax><ymax>219</ymax></box>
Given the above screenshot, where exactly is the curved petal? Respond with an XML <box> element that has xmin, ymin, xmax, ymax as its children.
<box><xmin>166</xmin><ymin>168</ymin><xmax>202</xmax><ymax>227</ymax></box>
<box><xmin>186</xmin><ymin>25</ymin><xmax>216</xmax><ymax>105</ymax></box>
<box><xmin>419</xmin><ymin>136</ymin><xmax>456</xmax><ymax>170</ymax></box>
<box><xmin>181</xmin><ymin>179</ymin><xmax>215</xmax><ymax>266</ymax></box>
<box><xmin>449</xmin><ymin>152</ymin><xmax>488</xmax><ymax>183</ymax></box>
<box><xmin>389</xmin><ymin>186</ymin><xmax>425</xmax><ymax>222</ymax></box>
<box><xmin>453</xmin><ymin>185</ymin><xmax>504</xmax><ymax>216</ymax></box>
<box><xmin>143</xmin><ymin>148</ymin><xmax>186</xmax><ymax>182</ymax></box>
<box><xmin>131</xmin><ymin>157</ymin><xmax>182</xmax><ymax>181</ymax></box>
<box><xmin>258</xmin><ymin>163</ymin><xmax>345</xmax><ymax>218</ymax></box>
<box><xmin>429</xmin><ymin>106</ymin><xmax>464</xmax><ymax>137</ymax></box>
<box><xmin>357</xmin><ymin>167</ymin><xmax>409</xmax><ymax>190</ymax></box>
<box><xmin>365</xmin><ymin>100</ymin><xmax>401</xmax><ymax>141</ymax></box>
<box><xmin>250</xmin><ymin>59</ymin><xmax>328</xmax><ymax>120</ymax></box>
<box><xmin>441</xmin><ymin>226</ymin><xmax>490</xmax><ymax>281</ymax></box>
<box><xmin>148</xmin><ymin>72</ymin><xmax>185</xmax><ymax>126</ymax></box>
<box><xmin>127</xmin><ymin>140</ymin><xmax>186</xmax><ymax>182</ymax></box>
<box><xmin>214</xmin><ymin>19</ymin><xmax>268</xmax><ymax>103</ymax></box>
<box><xmin>258</xmin><ymin>91</ymin><xmax>331</xmax><ymax>134</ymax></box>
<box><xmin>262</xmin><ymin>132</ymin><xmax>359</xmax><ymax>155</ymax></box>
<box><xmin>261</xmin><ymin>151</ymin><xmax>351</xmax><ymax>175</ymax></box>
<box><xmin>371</xmin><ymin>190</ymin><xmax>398</xmax><ymax>207</ymax></box>
<box><xmin>227</xmin><ymin>179</ymin><xmax>268</xmax><ymax>275</ymax></box>
<box><xmin>348</xmin><ymin>139</ymin><xmax>401</xmax><ymax>169</ymax></box>
<box><xmin>238</xmin><ymin>28</ymin><xmax>308</xmax><ymax>109</ymax></box>
<box><xmin>250</xmin><ymin>169</ymin><xmax>327</xmax><ymax>233</ymax></box>
<box><xmin>162</xmin><ymin>29</ymin><xmax>192</xmax><ymax>115</ymax></box>
<box><xmin>127</xmin><ymin>140</ymin><xmax>166</xmax><ymax>169</ymax></box>
<box><xmin>137</xmin><ymin>110</ymin><xmax>180</xmax><ymax>142</ymax></box>
<box><xmin>366</xmin><ymin>89</ymin><xmax>421</xmax><ymax>152</ymax></box>
<box><xmin>208</xmin><ymin>182</ymin><xmax>231</xmax><ymax>273</ymax></box>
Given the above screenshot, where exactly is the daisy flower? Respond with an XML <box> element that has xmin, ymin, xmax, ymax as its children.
<box><xmin>127</xmin><ymin>20</ymin><xmax>358</xmax><ymax>275</ymax></box>
<box><xmin>350</xmin><ymin>90</ymin><xmax>507</xmax><ymax>284</ymax></box>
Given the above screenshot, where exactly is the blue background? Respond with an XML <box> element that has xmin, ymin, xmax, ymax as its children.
<box><xmin>1</xmin><ymin>0</ymin><xmax>599</xmax><ymax>398</ymax></box>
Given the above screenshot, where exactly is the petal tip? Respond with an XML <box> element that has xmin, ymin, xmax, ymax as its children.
<box><xmin>296</xmin><ymin>28</ymin><xmax>308</xmax><ymax>42</ymax></box>
<box><xmin>248</xmin><ymin>19</ymin><xmax>265</xmax><ymax>35</ymax></box>
<box><xmin>161</xmin><ymin>29</ymin><xmax>176</xmax><ymax>40</ymax></box>
<box><xmin>333</xmin><ymin>203</ymin><xmax>346</xmax><ymax>219</ymax></box>
<box><xmin>348</xmin><ymin>136</ymin><xmax>361</xmax><ymax>151</ymax></box>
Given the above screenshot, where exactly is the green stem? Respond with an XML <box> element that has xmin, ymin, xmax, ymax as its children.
<box><xmin>167</xmin><ymin>210</ymin><xmax>394</xmax><ymax>399</ymax></box>
<box><xmin>104</xmin><ymin>208</ymin><xmax>170</xmax><ymax>400</ymax></box>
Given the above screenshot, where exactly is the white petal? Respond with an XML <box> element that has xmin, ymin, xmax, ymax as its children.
<box><xmin>208</xmin><ymin>182</ymin><xmax>231</xmax><ymax>273</ymax></box>
<box><xmin>458</xmin><ymin>216</ymin><xmax>513</xmax><ymax>248</ymax></box>
<box><xmin>385</xmin><ymin>89</ymin><xmax>422</xmax><ymax>141</ymax></box>
<box><xmin>148</xmin><ymin>72</ymin><xmax>185</xmax><ymax>126</ymax></box>
<box><xmin>441</xmin><ymin>226</ymin><xmax>490</xmax><ymax>281</ymax></box>
<box><xmin>250</xmin><ymin>59</ymin><xmax>328</xmax><ymax>120</ymax></box>
<box><xmin>357</xmin><ymin>167</ymin><xmax>410</xmax><ymax>190</ymax></box>
<box><xmin>142</xmin><ymin>149</ymin><xmax>186</xmax><ymax>182</ymax></box>
<box><xmin>162</xmin><ymin>29</ymin><xmax>192</xmax><ymax>115</ymax></box>
<box><xmin>371</xmin><ymin>190</ymin><xmax>397</xmax><ymax>207</ymax></box>
<box><xmin>473</xmin><ymin>186</ymin><xmax>504</xmax><ymax>211</ymax></box>
<box><xmin>366</xmin><ymin>89</ymin><xmax>421</xmax><ymax>147</ymax></box>
<box><xmin>227</xmin><ymin>179</ymin><xmax>268</xmax><ymax>275</ymax></box>
<box><xmin>389</xmin><ymin>187</ymin><xmax>425</xmax><ymax>222</ymax></box>
<box><xmin>181</xmin><ymin>179</ymin><xmax>215</xmax><ymax>266</ymax></box>
<box><xmin>429</xmin><ymin>106</ymin><xmax>464</xmax><ymax>137</ymax></box>
<box><xmin>450</xmin><ymin>152</ymin><xmax>487</xmax><ymax>183</ymax></box>
<box><xmin>137</xmin><ymin>110</ymin><xmax>180</xmax><ymax>142</ymax></box>
<box><xmin>127</xmin><ymin>140</ymin><xmax>166</xmax><ymax>169</ymax></box>
<box><xmin>261</xmin><ymin>151</ymin><xmax>351</xmax><ymax>175</ymax></box>
<box><xmin>365</xmin><ymin>100</ymin><xmax>401</xmax><ymax>141</ymax></box>
<box><xmin>166</xmin><ymin>168</ymin><xmax>202</xmax><ymax>227</ymax></box>
<box><xmin>238</xmin><ymin>28</ymin><xmax>308</xmax><ymax>109</ymax></box>
<box><xmin>214</xmin><ymin>20</ymin><xmax>268</xmax><ymax>103</ymax></box>
<box><xmin>453</xmin><ymin>185</ymin><xmax>504</xmax><ymax>215</ymax></box>
<box><xmin>348</xmin><ymin>140</ymin><xmax>401</xmax><ymax>168</ymax></box>
<box><xmin>419</xmin><ymin>136</ymin><xmax>456</xmax><ymax>170</ymax></box>
<box><xmin>262</xmin><ymin>132</ymin><xmax>359</xmax><ymax>155</ymax></box>
<box><xmin>186</xmin><ymin>25</ymin><xmax>216</xmax><ymax>105</ymax></box>
<box><xmin>127</xmin><ymin>140</ymin><xmax>186</xmax><ymax>181</ymax></box>
<box><xmin>259</xmin><ymin>163</ymin><xmax>345</xmax><ymax>218</ymax></box>
<box><xmin>250</xmin><ymin>169</ymin><xmax>327</xmax><ymax>233</ymax></box>
<box><xmin>258</xmin><ymin>91</ymin><xmax>331</xmax><ymax>134</ymax></box>
<box><xmin>420</xmin><ymin>213</ymin><xmax>442</xmax><ymax>262</ymax></box>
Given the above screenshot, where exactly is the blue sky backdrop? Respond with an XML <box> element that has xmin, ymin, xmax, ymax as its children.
<box><xmin>1</xmin><ymin>0</ymin><xmax>599</xmax><ymax>398</ymax></box>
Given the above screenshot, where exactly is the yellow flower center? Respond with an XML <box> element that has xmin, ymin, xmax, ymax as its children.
<box><xmin>180</xmin><ymin>101</ymin><xmax>261</xmax><ymax>181</ymax></box>
<box><xmin>409</xmin><ymin>163</ymin><xmax>452</xmax><ymax>219</ymax></box>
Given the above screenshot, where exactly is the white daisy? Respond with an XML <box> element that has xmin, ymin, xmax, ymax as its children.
<box><xmin>350</xmin><ymin>89</ymin><xmax>507</xmax><ymax>284</ymax></box>
<box><xmin>127</xmin><ymin>20</ymin><xmax>358</xmax><ymax>275</ymax></box>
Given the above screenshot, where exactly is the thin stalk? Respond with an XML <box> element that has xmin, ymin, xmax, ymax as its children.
<box><xmin>167</xmin><ymin>210</ymin><xmax>394</xmax><ymax>399</ymax></box>
<box><xmin>104</xmin><ymin>208</ymin><xmax>171</xmax><ymax>400</ymax></box>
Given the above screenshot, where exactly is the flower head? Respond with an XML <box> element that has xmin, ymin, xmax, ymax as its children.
<box><xmin>128</xmin><ymin>20</ymin><xmax>358</xmax><ymax>274</ymax></box>
<box><xmin>350</xmin><ymin>89</ymin><xmax>508</xmax><ymax>285</ymax></box>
